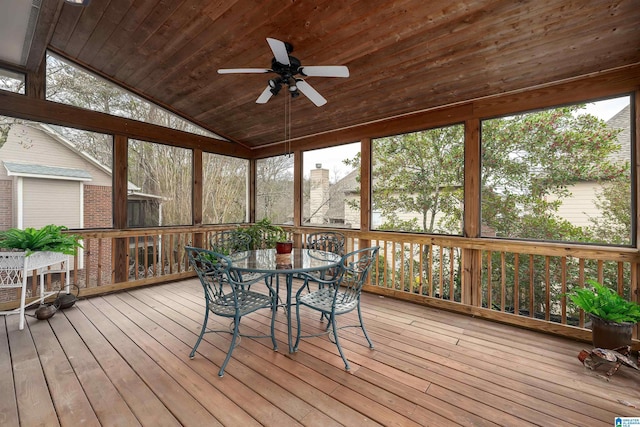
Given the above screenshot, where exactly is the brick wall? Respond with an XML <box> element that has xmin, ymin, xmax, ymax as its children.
<box><xmin>0</xmin><ymin>180</ymin><xmax>12</xmax><ymax>230</ymax></box>
<box><xmin>84</xmin><ymin>185</ymin><xmax>112</xmax><ymax>228</ymax></box>
<box><xmin>83</xmin><ymin>185</ymin><xmax>113</xmax><ymax>287</ymax></box>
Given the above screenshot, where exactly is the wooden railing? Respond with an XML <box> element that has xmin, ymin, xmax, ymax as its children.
<box><xmin>2</xmin><ymin>225</ymin><xmax>637</xmax><ymax>343</ymax></box>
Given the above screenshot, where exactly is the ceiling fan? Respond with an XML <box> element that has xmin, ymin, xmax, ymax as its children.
<box><xmin>217</xmin><ymin>38</ymin><xmax>349</xmax><ymax>107</ymax></box>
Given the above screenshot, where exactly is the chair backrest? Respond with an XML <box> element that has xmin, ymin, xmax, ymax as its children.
<box><xmin>306</xmin><ymin>231</ymin><xmax>346</xmax><ymax>255</ymax></box>
<box><xmin>186</xmin><ymin>246</ymin><xmax>236</xmax><ymax>309</ymax></box>
<box><xmin>209</xmin><ymin>231</ymin><xmax>252</xmax><ymax>255</ymax></box>
<box><xmin>336</xmin><ymin>246</ymin><xmax>379</xmax><ymax>304</ymax></box>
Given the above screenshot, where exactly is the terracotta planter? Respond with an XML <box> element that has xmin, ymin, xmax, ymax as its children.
<box><xmin>275</xmin><ymin>241</ymin><xmax>293</xmax><ymax>254</ymax></box>
<box><xmin>589</xmin><ymin>314</ymin><xmax>634</xmax><ymax>349</ymax></box>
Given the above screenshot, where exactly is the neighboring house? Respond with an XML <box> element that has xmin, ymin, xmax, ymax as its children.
<box><xmin>0</xmin><ymin>122</ymin><xmax>162</xmax><ymax>231</ymax></box>
<box><xmin>554</xmin><ymin>104</ymin><xmax>631</xmax><ymax>227</ymax></box>
<box><xmin>306</xmin><ymin>165</ymin><xmax>359</xmax><ymax>228</ymax></box>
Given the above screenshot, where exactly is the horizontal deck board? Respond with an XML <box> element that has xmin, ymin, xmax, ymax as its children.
<box><xmin>0</xmin><ymin>278</ymin><xmax>638</xmax><ymax>426</ymax></box>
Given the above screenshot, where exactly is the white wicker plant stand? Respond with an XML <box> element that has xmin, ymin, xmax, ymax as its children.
<box><xmin>0</xmin><ymin>251</ymin><xmax>70</xmax><ymax>330</ymax></box>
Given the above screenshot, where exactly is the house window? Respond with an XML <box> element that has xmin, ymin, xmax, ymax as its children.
<box><xmin>371</xmin><ymin>124</ymin><xmax>465</xmax><ymax>235</ymax></box>
<box><xmin>128</xmin><ymin>139</ymin><xmax>192</xmax><ymax>227</ymax></box>
<box><xmin>202</xmin><ymin>152</ymin><xmax>248</xmax><ymax>224</ymax></box>
<box><xmin>0</xmin><ymin>68</ymin><xmax>25</xmax><ymax>94</ymax></box>
<box><xmin>480</xmin><ymin>95</ymin><xmax>633</xmax><ymax>246</ymax></box>
<box><xmin>256</xmin><ymin>155</ymin><xmax>293</xmax><ymax>224</ymax></box>
<box><xmin>302</xmin><ymin>143</ymin><xmax>360</xmax><ymax>229</ymax></box>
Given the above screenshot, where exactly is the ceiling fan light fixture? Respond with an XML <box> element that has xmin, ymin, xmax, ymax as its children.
<box><xmin>269</xmin><ymin>79</ymin><xmax>282</xmax><ymax>95</ymax></box>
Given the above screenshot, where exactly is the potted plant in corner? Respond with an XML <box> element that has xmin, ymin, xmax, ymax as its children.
<box><xmin>566</xmin><ymin>279</ymin><xmax>640</xmax><ymax>349</ymax></box>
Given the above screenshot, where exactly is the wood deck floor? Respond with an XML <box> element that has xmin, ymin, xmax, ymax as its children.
<box><xmin>1</xmin><ymin>278</ymin><xmax>639</xmax><ymax>426</ymax></box>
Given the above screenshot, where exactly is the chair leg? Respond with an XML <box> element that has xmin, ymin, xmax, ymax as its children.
<box><xmin>330</xmin><ymin>315</ymin><xmax>350</xmax><ymax>370</ymax></box>
<box><xmin>219</xmin><ymin>315</ymin><xmax>241</xmax><ymax>377</ymax></box>
<box><xmin>357</xmin><ymin>302</ymin><xmax>374</xmax><ymax>348</ymax></box>
<box><xmin>270</xmin><ymin>295</ymin><xmax>278</xmax><ymax>351</ymax></box>
<box><xmin>190</xmin><ymin>308</ymin><xmax>209</xmax><ymax>359</ymax></box>
<box><xmin>293</xmin><ymin>301</ymin><xmax>302</xmax><ymax>351</ymax></box>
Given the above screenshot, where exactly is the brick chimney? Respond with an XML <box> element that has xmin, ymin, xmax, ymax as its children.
<box><xmin>309</xmin><ymin>164</ymin><xmax>329</xmax><ymax>224</ymax></box>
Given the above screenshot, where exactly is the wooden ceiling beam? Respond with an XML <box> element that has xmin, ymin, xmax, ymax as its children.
<box><xmin>0</xmin><ymin>90</ymin><xmax>251</xmax><ymax>158</ymax></box>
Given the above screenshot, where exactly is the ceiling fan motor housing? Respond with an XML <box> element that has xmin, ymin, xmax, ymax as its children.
<box><xmin>270</xmin><ymin>56</ymin><xmax>301</xmax><ymax>95</ymax></box>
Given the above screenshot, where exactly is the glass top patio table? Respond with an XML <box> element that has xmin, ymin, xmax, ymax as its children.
<box><xmin>228</xmin><ymin>248</ymin><xmax>342</xmax><ymax>352</ymax></box>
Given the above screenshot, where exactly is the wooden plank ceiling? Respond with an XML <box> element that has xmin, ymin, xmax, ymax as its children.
<box><xmin>27</xmin><ymin>0</ymin><xmax>640</xmax><ymax>149</ymax></box>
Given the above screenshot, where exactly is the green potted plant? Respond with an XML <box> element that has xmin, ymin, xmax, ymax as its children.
<box><xmin>236</xmin><ymin>218</ymin><xmax>291</xmax><ymax>252</ymax></box>
<box><xmin>0</xmin><ymin>224</ymin><xmax>82</xmax><ymax>256</ymax></box>
<box><xmin>566</xmin><ymin>279</ymin><xmax>640</xmax><ymax>349</ymax></box>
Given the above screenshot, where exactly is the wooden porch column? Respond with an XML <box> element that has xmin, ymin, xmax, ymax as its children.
<box><xmin>293</xmin><ymin>149</ymin><xmax>303</xmax><ymax>247</ymax></box>
<box><xmin>249</xmin><ymin>158</ymin><xmax>256</xmax><ymax>223</ymax></box>
<box><xmin>463</xmin><ymin>119</ymin><xmax>481</xmax><ymax>306</ymax></box>
<box><xmin>113</xmin><ymin>135</ymin><xmax>128</xmax><ymax>283</ymax></box>
<box><xmin>634</xmin><ymin>90</ymin><xmax>640</xmax><ymax>313</ymax></box>
<box><xmin>360</xmin><ymin>138</ymin><xmax>372</xmax><ymax>250</ymax></box>
<box><xmin>192</xmin><ymin>148</ymin><xmax>203</xmax><ymax>248</ymax></box>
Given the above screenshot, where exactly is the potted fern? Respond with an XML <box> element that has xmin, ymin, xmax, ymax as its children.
<box><xmin>566</xmin><ymin>279</ymin><xmax>640</xmax><ymax>349</ymax></box>
<box><xmin>0</xmin><ymin>224</ymin><xmax>82</xmax><ymax>256</ymax></box>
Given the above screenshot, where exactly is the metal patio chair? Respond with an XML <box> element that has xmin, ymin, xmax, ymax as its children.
<box><xmin>306</xmin><ymin>231</ymin><xmax>346</xmax><ymax>256</ymax></box>
<box><xmin>185</xmin><ymin>246</ymin><xmax>277</xmax><ymax>377</ymax></box>
<box><xmin>293</xmin><ymin>246</ymin><xmax>379</xmax><ymax>370</ymax></box>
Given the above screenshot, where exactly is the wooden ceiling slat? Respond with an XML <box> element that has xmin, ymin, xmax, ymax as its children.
<box><xmin>81</xmin><ymin>0</ymin><xmax>169</xmax><ymax>72</ymax></box>
<box><xmin>118</xmin><ymin>0</ymin><xmax>217</xmax><ymax>85</ymax></box>
<box><xmin>59</xmin><ymin>0</ymin><xmax>114</xmax><ymax>58</ymax></box>
<box><xmin>107</xmin><ymin>0</ymin><xmax>189</xmax><ymax>79</ymax></box>
<box><xmin>74</xmin><ymin>0</ymin><xmax>135</xmax><ymax>62</ymax></box>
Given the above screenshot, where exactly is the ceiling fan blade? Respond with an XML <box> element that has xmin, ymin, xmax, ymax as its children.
<box><xmin>296</xmin><ymin>80</ymin><xmax>327</xmax><ymax>107</ymax></box>
<box><xmin>299</xmin><ymin>66</ymin><xmax>349</xmax><ymax>78</ymax></box>
<box><xmin>218</xmin><ymin>68</ymin><xmax>271</xmax><ymax>74</ymax></box>
<box><xmin>256</xmin><ymin>86</ymin><xmax>273</xmax><ymax>104</ymax></box>
<box><xmin>266</xmin><ymin>38</ymin><xmax>290</xmax><ymax>66</ymax></box>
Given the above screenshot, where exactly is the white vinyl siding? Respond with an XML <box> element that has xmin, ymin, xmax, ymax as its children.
<box><xmin>22</xmin><ymin>178</ymin><xmax>81</xmax><ymax>229</ymax></box>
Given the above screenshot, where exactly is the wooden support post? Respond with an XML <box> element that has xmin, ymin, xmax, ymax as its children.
<box><xmin>293</xmin><ymin>149</ymin><xmax>302</xmax><ymax>247</ymax></box>
<box><xmin>113</xmin><ymin>135</ymin><xmax>129</xmax><ymax>283</ymax></box>
<box><xmin>463</xmin><ymin>119</ymin><xmax>481</xmax><ymax>306</ymax></box>
<box><xmin>192</xmin><ymin>148</ymin><xmax>203</xmax><ymax>248</ymax></box>
<box><xmin>360</xmin><ymin>138</ymin><xmax>372</xmax><ymax>251</ymax></box>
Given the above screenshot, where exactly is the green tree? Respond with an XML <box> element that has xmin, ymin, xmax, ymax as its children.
<box><xmin>346</xmin><ymin>124</ymin><xmax>465</xmax><ymax>234</ymax></box>
<box><xmin>481</xmin><ymin>105</ymin><xmax>624</xmax><ymax>242</ymax></box>
<box><xmin>588</xmin><ymin>170</ymin><xmax>632</xmax><ymax>245</ymax></box>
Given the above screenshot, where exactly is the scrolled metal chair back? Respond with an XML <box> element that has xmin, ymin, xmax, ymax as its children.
<box><xmin>186</xmin><ymin>246</ymin><xmax>235</xmax><ymax>307</ymax></box>
<box><xmin>336</xmin><ymin>246</ymin><xmax>379</xmax><ymax>305</ymax></box>
<box><xmin>306</xmin><ymin>231</ymin><xmax>346</xmax><ymax>255</ymax></box>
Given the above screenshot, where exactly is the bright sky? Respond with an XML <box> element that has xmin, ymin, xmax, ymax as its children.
<box><xmin>579</xmin><ymin>96</ymin><xmax>630</xmax><ymax>121</ymax></box>
<box><xmin>300</xmin><ymin>96</ymin><xmax>631</xmax><ymax>181</ymax></box>
<box><xmin>302</xmin><ymin>142</ymin><xmax>360</xmax><ymax>181</ymax></box>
